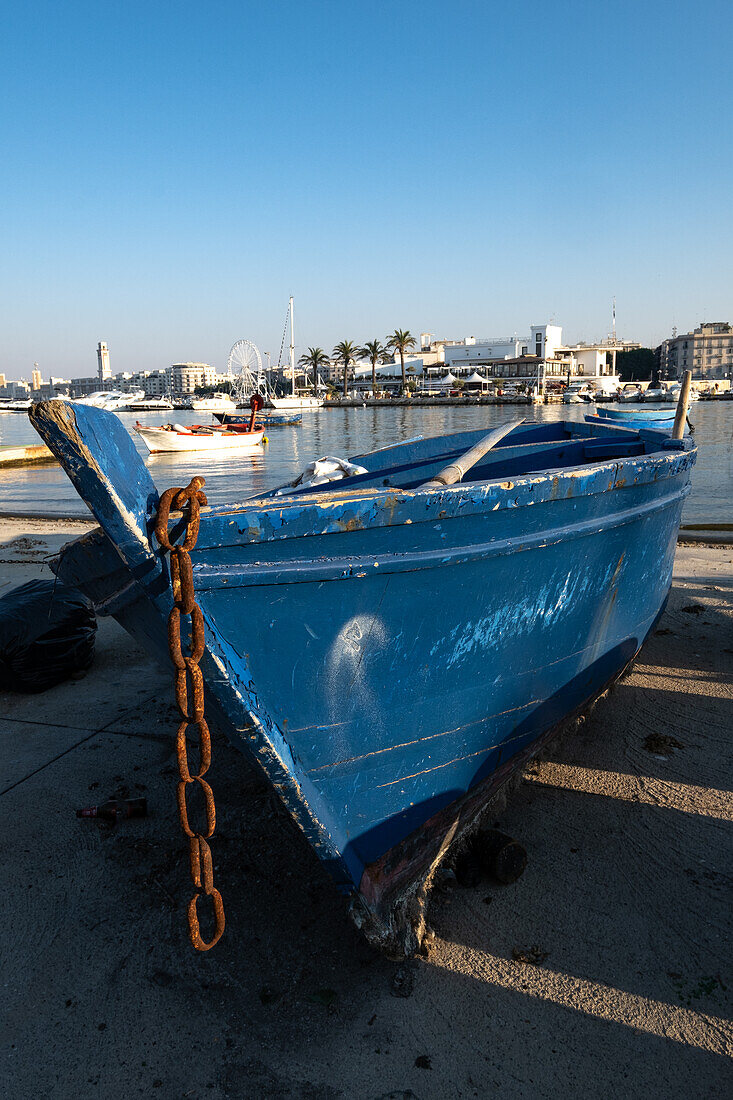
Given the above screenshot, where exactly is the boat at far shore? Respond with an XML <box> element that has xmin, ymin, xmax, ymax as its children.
<box><xmin>269</xmin><ymin>297</ymin><xmax>324</xmax><ymax>410</ymax></box>
<box><xmin>269</xmin><ymin>394</ymin><xmax>323</xmax><ymax>410</ymax></box>
<box><xmin>664</xmin><ymin>382</ymin><xmax>699</xmax><ymax>403</ymax></box>
<box><xmin>74</xmin><ymin>389</ymin><xmax>146</xmax><ymax>411</ymax></box>
<box><xmin>0</xmin><ymin>399</ymin><xmax>33</xmax><ymax>412</ymax></box>
<box><xmin>126</xmin><ymin>396</ymin><xmax>174</xmax><ymax>412</ymax></box>
<box><xmin>189</xmin><ymin>392</ymin><xmax>236</xmax><ymax>414</ymax></box>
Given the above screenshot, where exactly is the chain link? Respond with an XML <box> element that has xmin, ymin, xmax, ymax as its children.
<box><xmin>153</xmin><ymin>477</ymin><xmax>225</xmax><ymax>951</ymax></box>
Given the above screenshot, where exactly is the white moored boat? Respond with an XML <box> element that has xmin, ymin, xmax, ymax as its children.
<box><xmin>135</xmin><ymin>422</ymin><xmax>265</xmax><ymax>454</ymax></box>
<box><xmin>0</xmin><ymin>399</ymin><xmax>32</xmax><ymax>412</ymax></box>
<box><xmin>664</xmin><ymin>383</ymin><xmax>699</xmax><ymax>403</ymax></box>
<box><xmin>74</xmin><ymin>389</ymin><xmax>146</xmax><ymax>411</ymax></box>
<box><xmin>269</xmin><ymin>297</ymin><xmax>324</xmax><ymax>410</ymax></box>
<box><xmin>189</xmin><ymin>392</ymin><xmax>236</xmax><ymax>414</ymax></box>
<box><xmin>126</xmin><ymin>396</ymin><xmax>174</xmax><ymax>412</ymax></box>
<box><xmin>269</xmin><ymin>395</ymin><xmax>323</xmax><ymax>410</ymax></box>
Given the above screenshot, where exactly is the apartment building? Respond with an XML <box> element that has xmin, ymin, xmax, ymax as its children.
<box><xmin>657</xmin><ymin>322</ymin><xmax>733</xmax><ymax>381</ymax></box>
<box><xmin>169</xmin><ymin>362</ymin><xmax>217</xmax><ymax>395</ymax></box>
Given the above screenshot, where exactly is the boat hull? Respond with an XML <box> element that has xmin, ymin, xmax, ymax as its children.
<box><xmin>215</xmin><ymin>411</ymin><xmax>302</xmax><ymax>427</ymax></box>
<box><xmin>269</xmin><ymin>396</ymin><xmax>323</xmax><ymax>409</ymax></box>
<box><xmin>135</xmin><ymin>426</ymin><xmax>265</xmax><ymax>453</ymax></box>
<box><xmin>127</xmin><ymin>401</ymin><xmax>174</xmax><ymax>412</ymax></box>
<box><xmin>586</xmin><ymin>408</ymin><xmax>683</xmax><ymax>433</ymax></box>
<box><xmin>595</xmin><ymin>406</ymin><xmax>675</xmax><ymax>421</ymax></box>
<box><xmin>0</xmin><ymin>442</ymin><xmax>56</xmax><ymax>466</ymax></box>
<box><xmin>590</xmin><ymin>406</ymin><xmax>686</xmax><ymax>433</ymax></box>
<box><xmin>29</xmin><ymin>401</ymin><xmax>695</xmax><ymax>952</ymax></box>
<box><xmin>189</xmin><ymin>403</ymin><xmax>237</xmax><ymax>414</ymax></box>
<box><xmin>195</xmin><ymin>474</ymin><xmax>687</xmax><ymax>945</ymax></box>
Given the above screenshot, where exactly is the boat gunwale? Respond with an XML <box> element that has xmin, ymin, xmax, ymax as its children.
<box><xmin>171</xmin><ymin>440</ymin><xmax>695</xmax><ymax>530</ymax></box>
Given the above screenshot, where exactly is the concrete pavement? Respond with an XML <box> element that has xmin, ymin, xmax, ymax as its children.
<box><xmin>1</xmin><ymin>518</ymin><xmax>731</xmax><ymax>1099</ymax></box>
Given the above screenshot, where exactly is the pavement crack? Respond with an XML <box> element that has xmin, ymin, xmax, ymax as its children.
<box><xmin>0</xmin><ymin>728</ymin><xmax>101</xmax><ymax>797</ymax></box>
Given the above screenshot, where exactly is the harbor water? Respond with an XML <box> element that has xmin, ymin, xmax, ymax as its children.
<box><xmin>0</xmin><ymin>402</ymin><xmax>730</xmax><ymax>524</ymax></box>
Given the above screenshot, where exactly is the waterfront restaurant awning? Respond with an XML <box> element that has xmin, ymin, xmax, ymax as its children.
<box><xmin>355</xmin><ymin>358</ymin><xmax>424</xmax><ymax>380</ymax></box>
<box><xmin>439</xmin><ymin>372</ymin><xmax>457</xmax><ymax>384</ymax></box>
<box><xmin>465</xmin><ymin>372</ymin><xmax>489</xmax><ymax>383</ymax></box>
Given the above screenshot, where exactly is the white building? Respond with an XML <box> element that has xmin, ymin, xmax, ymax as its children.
<box><xmin>170</xmin><ymin>362</ymin><xmax>218</xmax><ymax>396</ymax></box>
<box><xmin>443</xmin><ymin>335</ymin><xmax>528</xmax><ymax>371</ymax></box>
<box><xmin>122</xmin><ymin>369</ymin><xmax>169</xmax><ymax>397</ymax></box>
<box><xmin>0</xmin><ymin>378</ymin><xmax>31</xmax><ymax>399</ymax></box>
<box><xmin>142</xmin><ymin>370</ymin><xmax>169</xmax><ymax>397</ymax></box>
<box><xmin>436</xmin><ymin>324</ymin><xmax>634</xmax><ymax>392</ymax></box>
<box><xmin>442</xmin><ymin>325</ymin><xmax>565</xmax><ymax>373</ymax></box>
<box><xmin>348</xmin><ymin>323</ymin><xmax>633</xmax><ymax>392</ymax></box>
<box><xmin>531</xmin><ymin>324</ymin><xmax>564</xmax><ymax>361</ymax></box>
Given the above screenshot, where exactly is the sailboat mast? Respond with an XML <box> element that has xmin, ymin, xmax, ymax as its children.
<box><xmin>289</xmin><ymin>295</ymin><xmax>295</xmax><ymax>397</ymax></box>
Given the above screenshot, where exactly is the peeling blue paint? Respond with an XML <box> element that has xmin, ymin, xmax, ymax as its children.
<box><xmin>30</xmin><ymin>401</ymin><xmax>696</xmax><ymax>938</ymax></box>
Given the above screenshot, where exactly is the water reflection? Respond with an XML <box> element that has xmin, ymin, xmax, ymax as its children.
<box><xmin>0</xmin><ymin>401</ymin><xmax>731</xmax><ymax>520</ymax></box>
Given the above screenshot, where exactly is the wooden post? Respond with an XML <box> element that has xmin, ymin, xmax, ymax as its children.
<box><xmin>672</xmin><ymin>370</ymin><xmax>692</xmax><ymax>440</ymax></box>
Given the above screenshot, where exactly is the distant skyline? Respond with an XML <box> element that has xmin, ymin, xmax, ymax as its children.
<box><xmin>1</xmin><ymin>1</ymin><xmax>731</xmax><ymax>379</ymax></box>
<box><xmin>0</xmin><ymin>308</ymin><xmax>725</xmax><ymax>383</ymax></box>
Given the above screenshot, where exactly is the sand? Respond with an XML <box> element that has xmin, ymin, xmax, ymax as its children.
<box><xmin>0</xmin><ymin>517</ymin><xmax>731</xmax><ymax>1098</ymax></box>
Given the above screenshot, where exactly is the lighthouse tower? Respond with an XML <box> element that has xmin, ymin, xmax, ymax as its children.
<box><xmin>97</xmin><ymin>341</ymin><xmax>111</xmax><ymax>383</ymax></box>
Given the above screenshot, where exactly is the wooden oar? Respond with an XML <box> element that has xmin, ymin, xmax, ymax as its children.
<box><xmin>672</xmin><ymin>370</ymin><xmax>692</xmax><ymax>440</ymax></box>
<box><xmin>421</xmin><ymin>419</ymin><xmax>525</xmax><ymax>489</ymax></box>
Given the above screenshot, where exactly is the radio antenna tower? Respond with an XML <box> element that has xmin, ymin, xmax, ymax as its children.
<box><xmin>612</xmin><ymin>296</ymin><xmax>616</xmax><ymax>342</ymax></box>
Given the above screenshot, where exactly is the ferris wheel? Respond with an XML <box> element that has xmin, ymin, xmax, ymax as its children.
<box><xmin>226</xmin><ymin>339</ymin><xmax>265</xmax><ymax>400</ymax></box>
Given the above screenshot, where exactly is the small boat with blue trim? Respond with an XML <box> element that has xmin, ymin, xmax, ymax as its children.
<box><xmin>586</xmin><ymin>405</ymin><xmax>684</xmax><ymax>433</ymax></box>
<box><xmin>29</xmin><ymin>379</ymin><xmax>695</xmax><ymax>953</ymax></box>
<box><xmin>214</xmin><ymin>410</ymin><xmax>302</xmax><ymax>427</ymax></box>
<box><xmin>593</xmin><ymin>406</ymin><xmax>675</xmax><ymax>422</ymax></box>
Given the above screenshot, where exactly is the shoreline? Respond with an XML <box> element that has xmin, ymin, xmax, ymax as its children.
<box><xmin>324</xmin><ymin>394</ymin><xmax>733</xmax><ymax>407</ymax></box>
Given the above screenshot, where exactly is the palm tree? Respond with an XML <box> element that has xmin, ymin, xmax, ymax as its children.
<box><xmin>387</xmin><ymin>329</ymin><xmax>417</xmax><ymax>392</ymax></box>
<box><xmin>297</xmin><ymin>347</ymin><xmax>330</xmax><ymax>390</ymax></box>
<box><xmin>332</xmin><ymin>340</ymin><xmax>359</xmax><ymax>397</ymax></box>
<box><xmin>359</xmin><ymin>339</ymin><xmax>389</xmax><ymax>394</ymax></box>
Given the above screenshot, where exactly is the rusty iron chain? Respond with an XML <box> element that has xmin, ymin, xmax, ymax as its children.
<box><xmin>153</xmin><ymin>476</ymin><xmax>225</xmax><ymax>951</ymax></box>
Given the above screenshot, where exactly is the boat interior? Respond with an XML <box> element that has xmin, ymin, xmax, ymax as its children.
<box><xmin>263</xmin><ymin>420</ymin><xmax>686</xmax><ymax>499</ymax></box>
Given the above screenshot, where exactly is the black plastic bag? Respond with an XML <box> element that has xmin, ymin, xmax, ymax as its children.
<box><xmin>0</xmin><ymin>579</ymin><xmax>96</xmax><ymax>693</ymax></box>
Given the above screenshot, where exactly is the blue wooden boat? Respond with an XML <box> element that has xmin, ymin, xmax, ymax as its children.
<box><xmin>586</xmin><ymin>406</ymin><xmax>682</xmax><ymax>433</ymax></box>
<box><xmin>29</xmin><ymin>401</ymin><xmax>695</xmax><ymax>952</ymax></box>
<box><xmin>214</xmin><ymin>411</ymin><xmax>302</xmax><ymax>427</ymax></box>
<box><xmin>594</xmin><ymin>405</ymin><xmax>675</xmax><ymax>421</ymax></box>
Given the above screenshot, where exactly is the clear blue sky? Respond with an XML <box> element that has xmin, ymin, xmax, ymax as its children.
<box><xmin>1</xmin><ymin>0</ymin><xmax>731</xmax><ymax>379</ymax></box>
